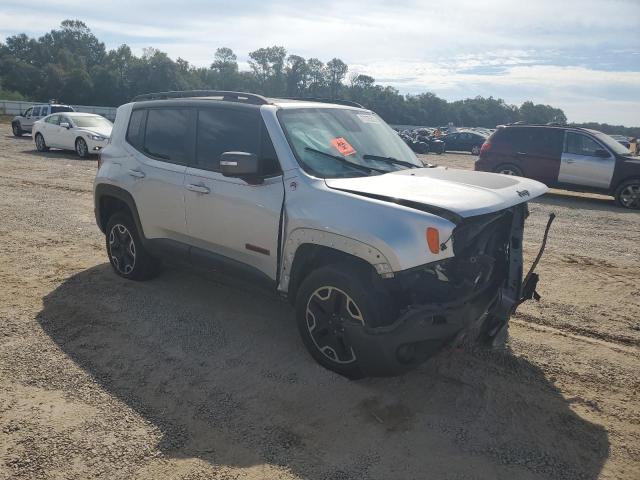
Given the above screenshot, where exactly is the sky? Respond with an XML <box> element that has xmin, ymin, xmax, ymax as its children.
<box><xmin>1</xmin><ymin>0</ymin><xmax>639</xmax><ymax>125</ymax></box>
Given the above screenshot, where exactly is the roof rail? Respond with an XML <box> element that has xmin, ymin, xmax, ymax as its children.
<box><xmin>130</xmin><ymin>90</ymin><xmax>271</xmax><ymax>105</ymax></box>
<box><xmin>280</xmin><ymin>97</ymin><xmax>364</xmax><ymax>108</ymax></box>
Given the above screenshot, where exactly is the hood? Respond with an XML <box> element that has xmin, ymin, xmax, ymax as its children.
<box><xmin>325</xmin><ymin>167</ymin><xmax>548</xmax><ymax>220</ymax></box>
<box><xmin>78</xmin><ymin>126</ymin><xmax>112</xmax><ymax>138</ymax></box>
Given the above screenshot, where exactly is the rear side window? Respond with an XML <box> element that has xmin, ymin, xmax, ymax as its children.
<box><xmin>143</xmin><ymin>108</ymin><xmax>193</xmax><ymax>164</ymax></box>
<box><xmin>529</xmin><ymin>128</ymin><xmax>564</xmax><ymax>157</ymax></box>
<box><xmin>51</xmin><ymin>106</ymin><xmax>74</xmax><ymax>113</ymax></box>
<box><xmin>565</xmin><ymin>132</ymin><xmax>602</xmax><ymax>156</ymax></box>
<box><xmin>196</xmin><ymin>108</ymin><xmax>260</xmax><ymax>171</ymax></box>
<box><xmin>126</xmin><ymin>109</ymin><xmax>147</xmax><ymax>151</ymax></box>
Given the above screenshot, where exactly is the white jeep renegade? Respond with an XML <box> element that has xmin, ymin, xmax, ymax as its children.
<box><xmin>94</xmin><ymin>90</ymin><xmax>551</xmax><ymax>378</ymax></box>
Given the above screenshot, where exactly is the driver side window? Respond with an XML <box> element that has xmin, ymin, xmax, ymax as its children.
<box><xmin>565</xmin><ymin>132</ymin><xmax>601</xmax><ymax>156</ymax></box>
<box><xmin>24</xmin><ymin>107</ymin><xmax>33</xmax><ymax>117</ymax></box>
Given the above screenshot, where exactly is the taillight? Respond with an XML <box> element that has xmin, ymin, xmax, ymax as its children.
<box><xmin>426</xmin><ymin>227</ymin><xmax>440</xmax><ymax>254</ymax></box>
<box><xmin>480</xmin><ymin>141</ymin><xmax>491</xmax><ymax>154</ymax></box>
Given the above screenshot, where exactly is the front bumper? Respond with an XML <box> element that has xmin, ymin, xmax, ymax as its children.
<box><xmin>343</xmin><ymin>285</ymin><xmax>505</xmax><ymax>376</ymax></box>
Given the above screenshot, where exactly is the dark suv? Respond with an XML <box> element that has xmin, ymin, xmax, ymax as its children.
<box><xmin>475</xmin><ymin>125</ymin><xmax>640</xmax><ymax>209</ymax></box>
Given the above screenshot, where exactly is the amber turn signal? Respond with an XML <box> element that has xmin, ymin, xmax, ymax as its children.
<box><xmin>426</xmin><ymin>227</ymin><xmax>440</xmax><ymax>254</ymax></box>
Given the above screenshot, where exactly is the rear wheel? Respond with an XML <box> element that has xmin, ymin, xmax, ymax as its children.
<box><xmin>295</xmin><ymin>263</ymin><xmax>392</xmax><ymax>379</ymax></box>
<box><xmin>12</xmin><ymin>122</ymin><xmax>23</xmax><ymax>137</ymax></box>
<box><xmin>615</xmin><ymin>179</ymin><xmax>640</xmax><ymax>209</ymax></box>
<box><xmin>105</xmin><ymin>212</ymin><xmax>161</xmax><ymax>280</ymax></box>
<box><xmin>75</xmin><ymin>137</ymin><xmax>89</xmax><ymax>158</ymax></box>
<box><xmin>494</xmin><ymin>164</ymin><xmax>523</xmax><ymax>176</ymax></box>
<box><xmin>34</xmin><ymin>133</ymin><xmax>49</xmax><ymax>152</ymax></box>
<box><xmin>471</xmin><ymin>145</ymin><xmax>480</xmax><ymax>155</ymax></box>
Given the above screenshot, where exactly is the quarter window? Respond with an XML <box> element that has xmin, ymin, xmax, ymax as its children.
<box><xmin>196</xmin><ymin>108</ymin><xmax>260</xmax><ymax>171</ymax></box>
<box><xmin>144</xmin><ymin>108</ymin><xmax>193</xmax><ymax>164</ymax></box>
<box><xmin>565</xmin><ymin>132</ymin><xmax>602</xmax><ymax>156</ymax></box>
<box><xmin>126</xmin><ymin>109</ymin><xmax>147</xmax><ymax>151</ymax></box>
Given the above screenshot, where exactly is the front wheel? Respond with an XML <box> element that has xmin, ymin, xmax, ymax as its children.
<box><xmin>295</xmin><ymin>264</ymin><xmax>392</xmax><ymax>379</ymax></box>
<box><xmin>471</xmin><ymin>145</ymin><xmax>481</xmax><ymax>155</ymax></box>
<box><xmin>34</xmin><ymin>133</ymin><xmax>49</xmax><ymax>152</ymax></box>
<box><xmin>615</xmin><ymin>179</ymin><xmax>640</xmax><ymax>209</ymax></box>
<box><xmin>75</xmin><ymin>137</ymin><xmax>89</xmax><ymax>158</ymax></box>
<box><xmin>12</xmin><ymin>122</ymin><xmax>23</xmax><ymax>137</ymax></box>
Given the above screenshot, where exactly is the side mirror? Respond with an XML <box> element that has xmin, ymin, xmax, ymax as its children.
<box><xmin>59</xmin><ymin>122</ymin><xmax>70</xmax><ymax>129</ymax></box>
<box><xmin>594</xmin><ymin>149</ymin><xmax>609</xmax><ymax>158</ymax></box>
<box><xmin>220</xmin><ymin>151</ymin><xmax>261</xmax><ymax>183</ymax></box>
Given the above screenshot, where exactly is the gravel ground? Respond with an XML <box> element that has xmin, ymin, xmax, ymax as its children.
<box><xmin>0</xmin><ymin>129</ymin><xmax>638</xmax><ymax>480</ymax></box>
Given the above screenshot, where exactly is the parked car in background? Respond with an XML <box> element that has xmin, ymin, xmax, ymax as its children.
<box><xmin>11</xmin><ymin>103</ymin><xmax>75</xmax><ymax>136</ymax></box>
<box><xmin>442</xmin><ymin>130</ymin><xmax>488</xmax><ymax>155</ymax></box>
<box><xmin>609</xmin><ymin>134</ymin><xmax>631</xmax><ymax>150</ymax></box>
<box><xmin>94</xmin><ymin>90</ymin><xmax>549</xmax><ymax>378</ymax></box>
<box><xmin>33</xmin><ymin>112</ymin><xmax>112</xmax><ymax>158</ymax></box>
<box><xmin>476</xmin><ymin>125</ymin><xmax>640</xmax><ymax>209</ymax></box>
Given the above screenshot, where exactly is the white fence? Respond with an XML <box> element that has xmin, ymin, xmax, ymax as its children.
<box><xmin>0</xmin><ymin>99</ymin><xmax>117</xmax><ymax>121</ymax></box>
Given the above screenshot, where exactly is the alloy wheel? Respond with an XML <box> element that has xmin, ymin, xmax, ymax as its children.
<box><xmin>499</xmin><ymin>167</ymin><xmax>518</xmax><ymax>175</ymax></box>
<box><xmin>108</xmin><ymin>224</ymin><xmax>136</xmax><ymax>274</ymax></box>
<box><xmin>36</xmin><ymin>134</ymin><xmax>45</xmax><ymax>151</ymax></box>
<box><xmin>305</xmin><ymin>286</ymin><xmax>364</xmax><ymax>364</ymax></box>
<box><xmin>619</xmin><ymin>184</ymin><xmax>640</xmax><ymax>209</ymax></box>
<box><xmin>76</xmin><ymin>139</ymin><xmax>88</xmax><ymax>157</ymax></box>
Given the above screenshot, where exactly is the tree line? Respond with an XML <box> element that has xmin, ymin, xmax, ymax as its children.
<box><xmin>2</xmin><ymin>19</ymin><xmax>633</xmax><ymax>134</ymax></box>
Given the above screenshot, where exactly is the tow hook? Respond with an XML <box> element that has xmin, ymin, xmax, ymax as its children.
<box><xmin>518</xmin><ymin>213</ymin><xmax>556</xmax><ymax>306</ymax></box>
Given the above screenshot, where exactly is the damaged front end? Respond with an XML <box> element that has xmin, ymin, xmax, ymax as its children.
<box><xmin>345</xmin><ymin>204</ymin><xmax>554</xmax><ymax>376</ymax></box>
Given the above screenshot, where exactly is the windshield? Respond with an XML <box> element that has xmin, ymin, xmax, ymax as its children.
<box><xmin>72</xmin><ymin>116</ymin><xmax>113</xmax><ymax>129</ymax></box>
<box><xmin>591</xmin><ymin>130</ymin><xmax>632</xmax><ymax>156</ymax></box>
<box><xmin>277</xmin><ymin>107</ymin><xmax>422</xmax><ymax>178</ymax></box>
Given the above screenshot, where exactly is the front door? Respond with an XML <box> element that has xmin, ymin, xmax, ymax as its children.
<box><xmin>559</xmin><ymin>132</ymin><xmax>615</xmax><ymax>189</ymax></box>
<box><xmin>184</xmin><ymin>106</ymin><xmax>284</xmax><ymax>280</ymax></box>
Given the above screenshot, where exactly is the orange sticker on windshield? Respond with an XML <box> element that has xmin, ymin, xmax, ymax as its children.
<box><xmin>330</xmin><ymin>137</ymin><xmax>356</xmax><ymax>156</ymax></box>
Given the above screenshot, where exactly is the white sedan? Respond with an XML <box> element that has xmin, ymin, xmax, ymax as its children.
<box><xmin>33</xmin><ymin>112</ymin><xmax>113</xmax><ymax>158</ymax></box>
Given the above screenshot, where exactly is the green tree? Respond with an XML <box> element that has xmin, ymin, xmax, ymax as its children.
<box><xmin>285</xmin><ymin>55</ymin><xmax>308</xmax><ymax>96</ymax></box>
<box><xmin>326</xmin><ymin>58</ymin><xmax>348</xmax><ymax>99</ymax></box>
<box><xmin>248</xmin><ymin>46</ymin><xmax>287</xmax><ymax>95</ymax></box>
<box><xmin>211</xmin><ymin>47</ymin><xmax>239</xmax><ymax>90</ymax></box>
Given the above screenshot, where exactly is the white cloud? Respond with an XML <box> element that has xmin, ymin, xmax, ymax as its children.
<box><xmin>1</xmin><ymin>0</ymin><xmax>639</xmax><ymax>124</ymax></box>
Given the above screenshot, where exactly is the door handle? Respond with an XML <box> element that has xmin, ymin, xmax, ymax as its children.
<box><xmin>565</xmin><ymin>159</ymin><xmax>576</xmax><ymax>164</ymax></box>
<box><xmin>128</xmin><ymin>169</ymin><xmax>146</xmax><ymax>178</ymax></box>
<box><xmin>186</xmin><ymin>184</ymin><xmax>210</xmax><ymax>194</ymax></box>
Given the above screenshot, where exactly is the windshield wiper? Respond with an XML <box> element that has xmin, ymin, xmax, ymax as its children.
<box><xmin>304</xmin><ymin>147</ymin><xmax>386</xmax><ymax>174</ymax></box>
<box><xmin>362</xmin><ymin>154</ymin><xmax>421</xmax><ymax>169</ymax></box>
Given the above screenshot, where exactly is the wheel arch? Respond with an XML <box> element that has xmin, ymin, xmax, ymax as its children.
<box><xmin>280</xmin><ymin>228</ymin><xmax>394</xmax><ymax>304</ymax></box>
<box><xmin>94</xmin><ymin>184</ymin><xmax>145</xmax><ymax>238</ymax></box>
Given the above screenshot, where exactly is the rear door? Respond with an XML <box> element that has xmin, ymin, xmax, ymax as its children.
<box><xmin>559</xmin><ymin>131</ymin><xmax>615</xmax><ymax>189</ymax></box>
<box><xmin>126</xmin><ymin>107</ymin><xmax>194</xmax><ymax>241</ymax></box>
<box><xmin>525</xmin><ymin>128</ymin><xmax>563</xmax><ymax>184</ymax></box>
<box><xmin>42</xmin><ymin>115</ymin><xmax>61</xmax><ymax>147</ymax></box>
<box><xmin>184</xmin><ymin>106</ymin><xmax>284</xmax><ymax>280</ymax></box>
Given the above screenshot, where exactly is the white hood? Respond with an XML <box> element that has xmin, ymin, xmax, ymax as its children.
<box><xmin>325</xmin><ymin>167</ymin><xmax>548</xmax><ymax>218</ymax></box>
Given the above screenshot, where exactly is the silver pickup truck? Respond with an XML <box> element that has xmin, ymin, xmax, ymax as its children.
<box><xmin>93</xmin><ymin>91</ymin><xmax>551</xmax><ymax>378</ymax></box>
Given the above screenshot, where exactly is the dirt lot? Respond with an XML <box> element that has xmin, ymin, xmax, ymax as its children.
<box><xmin>0</xmin><ymin>127</ymin><xmax>638</xmax><ymax>480</ymax></box>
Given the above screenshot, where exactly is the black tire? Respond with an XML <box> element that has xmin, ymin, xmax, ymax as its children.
<box><xmin>294</xmin><ymin>263</ymin><xmax>393</xmax><ymax>379</ymax></box>
<box><xmin>75</xmin><ymin>137</ymin><xmax>89</xmax><ymax>158</ymax></box>
<box><xmin>34</xmin><ymin>133</ymin><xmax>49</xmax><ymax>152</ymax></box>
<box><xmin>614</xmin><ymin>178</ymin><xmax>640</xmax><ymax>209</ymax></box>
<box><xmin>494</xmin><ymin>163</ymin><xmax>523</xmax><ymax>176</ymax></box>
<box><xmin>471</xmin><ymin>145</ymin><xmax>481</xmax><ymax>155</ymax></box>
<box><xmin>105</xmin><ymin>212</ymin><xmax>161</xmax><ymax>281</ymax></box>
<box><xmin>12</xmin><ymin>122</ymin><xmax>23</xmax><ymax>137</ymax></box>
